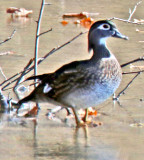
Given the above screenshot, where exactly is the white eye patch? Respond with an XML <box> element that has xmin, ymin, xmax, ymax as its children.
<box><xmin>98</xmin><ymin>23</ymin><xmax>110</xmax><ymax>30</ymax></box>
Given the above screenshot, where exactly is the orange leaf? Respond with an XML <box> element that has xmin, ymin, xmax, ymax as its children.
<box><xmin>88</xmin><ymin>110</ymin><xmax>97</xmax><ymax>116</ymax></box>
<box><xmin>61</xmin><ymin>20</ymin><xmax>69</xmax><ymax>26</ymax></box>
<box><xmin>24</xmin><ymin>106</ymin><xmax>38</xmax><ymax>117</ymax></box>
<box><xmin>80</xmin><ymin>17</ymin><xmax>94</xmax><ymax>28</ymax></box>
<box><xmin>78</xmin><ymin>107</ymin><xmax>98</xmax><ymax>117</ymax></box>
<box><xmin>87</xmin><ymin>107</ymin><xmax>97</xmax><ymax>116</ymax></box>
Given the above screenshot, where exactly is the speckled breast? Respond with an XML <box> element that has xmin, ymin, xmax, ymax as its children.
<box><xmin>60</xmin><ymin>55</ymin><xmax>122</xmax><ymax>109</ymax></box>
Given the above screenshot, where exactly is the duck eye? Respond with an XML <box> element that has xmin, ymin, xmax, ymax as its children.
<box><xmin>98</xmin><ymin>24</ymin><xmax>110</xmax><ymax>30</ymax></box>
<box><xmin>103</xmin><ymin>24</ymin><xmax>109</xmax><ymax>29</ymax></box>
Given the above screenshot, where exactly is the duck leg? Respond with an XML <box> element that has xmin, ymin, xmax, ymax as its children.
<box><xmin>71</xmin><ymin>107</ymin><xmax>86</xmax><ymax>127</ymax></box>
<box><xmin>82</xmin><ymin>108</ymin><xmax>89</xmax><ymax>122</ymax></box>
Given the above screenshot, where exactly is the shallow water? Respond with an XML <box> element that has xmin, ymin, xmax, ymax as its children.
<box><xmin>0</xmin><ymin>0</ymin><xmax>144</xmax><ymax>160</ymax></box>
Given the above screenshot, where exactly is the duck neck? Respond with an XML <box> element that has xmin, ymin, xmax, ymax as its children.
<box><xmin>89</xmin><ymin>38</ymin><xmax>111</xmax><ymax>60</ymax></box>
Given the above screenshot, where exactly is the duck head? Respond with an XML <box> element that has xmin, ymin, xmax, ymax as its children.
<box><xmin>88</xmin><ymin>20</ymin><xmax>128</xmax><ymax>52</ymax></box>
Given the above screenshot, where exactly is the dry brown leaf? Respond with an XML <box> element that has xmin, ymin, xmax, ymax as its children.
<box><xmin>0</xmin><ymin>51</ymin><xmax>14</xmax><ymax>56</ymax></box>
<box><xmin>24</xmin><ymin>106</ymin><xmax>38</xmax><ymax>117</ymax></box>
<box><xmin>6</xmin><ymin>7</ymin><xmax>33</xmax><ymax>17</ymax></box>
<box><xmin>6</xmin><ymin>7</ymin><xmax>20</xmax><ymax>13</ymax></box>
<box><xmin>63</xmin><ymin>12</ymin><xmax>89</xmax><ymax>19</ymax></box>
<box><xmin>133</xmin><ymin>19</ymin><xmax>144</xmax><ymax>23</ymax></box>
<box><xmin>62</xmin><ymin>11</ymin><xmax>96</xmax><ymax>28</ymax></box>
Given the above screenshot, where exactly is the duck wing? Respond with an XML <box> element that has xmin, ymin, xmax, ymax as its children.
<box><xmin>27</xmin><ymin>60</ymin><xmax>90</xmax><ymax>99</ymax></box>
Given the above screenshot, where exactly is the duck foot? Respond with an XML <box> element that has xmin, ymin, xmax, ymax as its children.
<box><xmin>87</xmin><ymin>121</ymin><xmax>103</xmax><ymax>127</ymax></box>
<box><xmin>76</xmin><ymin>120</ymin><xmax>87</xmax><ymax>128</ymax></box>
<box><xmin>81</xmin><ymin>117</ymin><xmax>102</xmax><ymax>127</ymax></box>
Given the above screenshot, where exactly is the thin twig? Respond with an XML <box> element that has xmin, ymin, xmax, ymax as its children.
<box><xmin>2</xmin><ymin>59</ymin><xmax>34</xmax><ymax>91</ymax></box>
<box><xmin>116</xmin><ymin>72</ymin><xmax>140</xmax><ymax>99</ymax></box>
<box><xmin>3</xmin><ymin>81</ymin><xmax>39</xmax><ymax>91</ymax></box>
<box><xmin>13</xmin><ymin>59</ymin><xmax>34</xmax><ymax>91</ymax></box>
<box><xmin>38</xmin><ymin>28</ymin><xmax>52</xmax><ymax>37</ymax></box>
<box><xmin>1</xmin><ymin>31</ymin><xmax>87</xmax><ymax>90</ymax></box>
<box><xmin>128</xmin><ymin>1</ymin><xmax>142</xmax><ymax>21</ymax></box>
<box><xmin>0</xmin><ymin>29</ymin><xmax>16</xmax><ymax>45</ymax></box>
<box><xmin>109</xmin><ymin>1</ymin><xmax>143</xmax><ymax>24</ymax></box>
<box><xmin>121</xmin><ymin>56</ymin><xmax>144</xmax><ymax>68</ymax></box>
<box><xmin>123</xmin><ymin>70</ymin><xmax>144</xmax><ymax>75</ymax></box>
<box><xmin>0</xmin><ymin>67</ymin><xmax>7</xmax><ymax>80</ymax></box>
<box><xmin>109</xmin><ymin>17</ymin><xmax>143</xmax><ymax>24</ymax></box>
<box><xmin>48</xmin><ymin>31</ymin><xmax>88</xmax><ymax>53</ymax></box>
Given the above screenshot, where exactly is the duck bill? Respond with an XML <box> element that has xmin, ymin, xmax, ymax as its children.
<box><xmin>112</xmin><ymin>29</ymin><xmax>128</xmax><ymax>40</ymax></box>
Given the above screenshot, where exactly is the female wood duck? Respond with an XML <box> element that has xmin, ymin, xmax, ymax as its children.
<box><xmin>18</xmin><ymin>20</ymin><xmax>128</xmax><ymax>126</ymax></box>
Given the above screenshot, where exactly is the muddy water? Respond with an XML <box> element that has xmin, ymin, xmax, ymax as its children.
<box><xmin>0</xmin><ymin>0</ymin><xmax>144</xmax><ymax>160</ymax></box>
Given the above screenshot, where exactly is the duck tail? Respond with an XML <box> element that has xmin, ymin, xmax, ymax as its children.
<box><xmin>26</xmin><ymin>74</ymin><xmax>48</xmax><ymax>81</ymax></box>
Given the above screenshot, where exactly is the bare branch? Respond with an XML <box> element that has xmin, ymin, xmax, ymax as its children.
<box><xmin>0</xmin><ymin>31</ymin><xmax>87</xmax><ymax>90</ymax></box>
<box><xmin>0</xmin><ymin>67</ymin><xmax>7</xmax><ymax>80</ymax></box>
<box><xmin>109</xmin><ymin>1</ymin><xmax>143</xmax><ymax>24</ymax></box>
<box><xmin>115</xmin><ymin>72</ymin><xmax>140</xmax><ymax>99</ymax></box>
<box><xmin>121</xmin><ymin>56</ymin><xmax>144</xmax><ymax>68</ymax></box>
<box><xmin>123</xmin><ymin>70</ymin><xmax>144</xmax><ymax>75</ymax></box>
<box><xmin>109</xmin><ymin>17</ymin><xmax>144</xmax><ymax>24</ymax></box>
<box><xmin>34</xmin><ymin>0</ymin><xmax>45</xmax><ymax>87</ymax></box>
<box><xmin>13</xmin><ymin>59</ymin><xmax>34</xmax><ymax>91</ymax></box>
<box><xmin>128</xmin><ymin>1</ymin><xmax>142</xmax><ymax>21</ymax></box>
<box><xmin>0</xmin><ymin>29</ymin><xmax>16</xmax><ymax>45</ymax></box>
<box><xmin>38</xmin><ymin>28</ymin><xmax>52</xmax><ymax>37</ymax></box>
